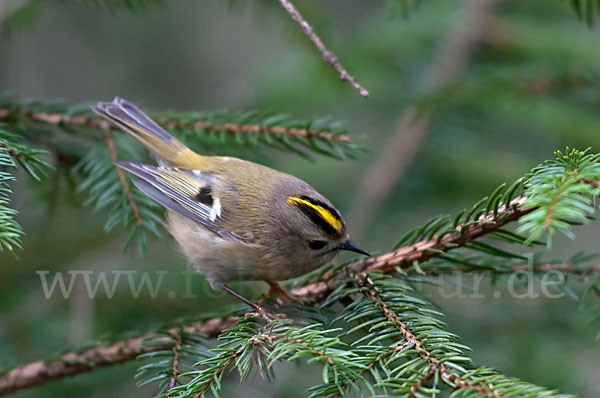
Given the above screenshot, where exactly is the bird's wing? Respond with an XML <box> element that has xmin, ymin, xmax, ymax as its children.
<box><xmin>115</xmin><ymin>161</ymin><xmax>235</xmax><ymax>237</ymax></box>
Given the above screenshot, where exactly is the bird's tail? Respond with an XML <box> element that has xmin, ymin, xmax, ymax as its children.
<box><xmin>93</xmin><ymin>97</ymin><xmax>199</xmax><ymax>166</ymax></box>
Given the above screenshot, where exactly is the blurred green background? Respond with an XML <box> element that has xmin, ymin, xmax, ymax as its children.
<box><xmin>1</xmin><ymin>0</ymin><xmax>599</xmax><ymax>396</ymax></box>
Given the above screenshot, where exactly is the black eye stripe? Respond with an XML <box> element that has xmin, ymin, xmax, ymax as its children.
<box><xmin>308</xmin><ymin>240</ymin><xmax>327</xmax><ymax>250</ymax></box>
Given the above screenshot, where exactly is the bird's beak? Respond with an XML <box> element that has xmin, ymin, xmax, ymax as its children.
<box><xmin>338</xmin><ymin>240</ymin><xmax>371</xmax><ymax>256</ymax></box>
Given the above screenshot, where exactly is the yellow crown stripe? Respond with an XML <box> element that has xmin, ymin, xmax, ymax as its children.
<box><xmin>287</xmin><ymin>196</ymin><xmax>342</xmax><ymax>232</ymax></box>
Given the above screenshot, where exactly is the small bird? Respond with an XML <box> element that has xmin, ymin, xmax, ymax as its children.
<box><xmin>93</xmin><ymin>98</ymin><xmax>369</xmax><ymax>315</ymax></box>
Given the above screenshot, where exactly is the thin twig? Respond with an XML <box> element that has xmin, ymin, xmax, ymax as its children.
<box><xmin>103</xmin><ymin>132</ymin><xmax>142</xmax><ymax>226</ymax></box>
<box><xmin>581</xmin><ymin>178</ymin><xmax>600</xmax><ymax>188</ymax></box>
<box><xmin>359</xmin><ymin>274</ymin><xmax>433</xmax><ymax>363</ymax></box>
<box><xmin>441</xmin><ymin>370</ymin><xmax>504</xmax><ymax>398</ymax></box>
<box><xmin>276</xmin><ymin>0</ymin><xmax>369</xmax><ymax>98</ymax></box>
<box><xmin>0</xmin><ymin>109</ymin><xmax>351</xmax><ymax>143</ymax></box>
<box><xmin>193</xmin><ymin>346</ymin><xmax>245</xmax><ymax>398</ymax></box>
<box><xmin>167</xmin><ymin>330</ymin><xmax>183</xmax><ymax>396</ymax></box>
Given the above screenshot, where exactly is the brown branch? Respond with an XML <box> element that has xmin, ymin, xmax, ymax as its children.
<box><xmin>103</xmin><ymin>132</ymin><xmax>142</xmax><ymax>226</ymax></box>
<box><xmin>348</xmin><ymin>0</ymin><xmax>501</xmax><ymax>236</ymax></box>
<box><xmin>160</xmin><ymin>119</ymin><xmax>350</xmax><ymax>143</ymax></box>
<box><xmin>581</xmin><ymin>178</ymin><xmax>600</xmax><ymax>188</ymax></box>
<box><xmin>276</xmin><ymin>0</ymin><xmax>369</xmax><ymax>98</ymax></box>
<box><xmin>410</xmin><ymin>368</ymin><xmax>437</xmax><ymax>398</ymax></box>
<box><xmin>358</xmin><ymin>273</ymin><xmax>440</xmax><ymax>396</ymax></box>
<box><xmin>166</xmin><ymin>330</ymin><xmax>183</xmax><ymax>396</ymax></box>
<box><xmin>359</xmin><ymin>275</ymin><xmax>432</xmax><ymax>362</ymax></box>
<box><xmin>442</xmin><ymin>370</ymin><xmax>504</xmax><ymax>398</ymax></box>
<box><xmin>293</xmin><ymin>196</ymin><xmax>533</xmax><ymax>301</ymax></box>
<box><xmin>0</xmin><ymin>109</ymin><xmax>351</xmax><ymax>143</ymax></box>
<box><xmin>355</xmin><ymin>198</ymin><xmax>531</xmax><ymax>275</ymax></box>
<box><xmin>0</xmin><ymin>317</ymin><xmax>238</xmax><ymax>396</ymax></box>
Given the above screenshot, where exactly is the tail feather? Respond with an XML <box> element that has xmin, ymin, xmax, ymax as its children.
<box><xmin>93</xmin><ymin>97</ymin><xmax>197</xmax><ymax>165</ymax></box>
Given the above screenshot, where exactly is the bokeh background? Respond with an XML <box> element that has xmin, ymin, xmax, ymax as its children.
<box><xmin>1</xmin><ymin>0</ymin><xmax>599</xmax><ymax>396</ymax></box>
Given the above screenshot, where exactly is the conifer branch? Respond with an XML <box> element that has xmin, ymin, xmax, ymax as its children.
<box><xmin>359</xmin><ymin>275</ymin><xmax>430</xmax><ymax>360</ymax></box>
<box><xmin>0</xmin><ymin>108</ymin><xmax>351</xmax><ymax>143</ymax></box>
<box><xmin>267</xmin><ymin>333</ymin><xmax>335</xmax><ymax>366</ymax></box>
<box><xmin>0</xmin><ymin>145</ymin><xmax>21</xmax><ymax>252</ymax></box>
<box><xmin>4</xmin><ymin>179</ymin><xmax>598</xmax><ymax>393</ymax></box>
<box><xmin>0</xmin><ymin>128</ymin><xmax>52</xmax><ymax>251</ymax></box>
<box><xmin>276</xmin><ymin>0</ymin><xmax>370</xmax><ymax>98</ymax></box>
<box><xmin>192</xmin><ymin>345</ymin><xmax>244</xmax><ymax>398</ymax></box>
<box><xmin>359</xmin><ymin>274</ymin><xmax>437</xmax><ymax>397</ymax></box>
<box><xmin>518</xmin><ymin>149</ymin><xmax>600</xmax><ymax>245</ymax></box>
<box><xmin>357</xmin><ymin>273</ymin><xmax>506</xmax><ymax>398</ymax></box>
<box><xmin>441</xmin><ymin>370</ymin><xmax>505</xmax><ymax>398</ymax></box>
<box><xmin>162</xmin><ymin>118</ymin><xmax>351</xmax><ymax>143</ymax></box>
<box><xmin>333</xmin><ymin>341</ymin><xmax>411</xmax><ymax>398</ymax></box>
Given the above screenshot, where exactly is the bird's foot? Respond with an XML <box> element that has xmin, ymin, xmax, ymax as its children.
<box><xmin>258</xmin><ymin>280</ymin><xmax>302</xmax><ymax>306</ymax></box>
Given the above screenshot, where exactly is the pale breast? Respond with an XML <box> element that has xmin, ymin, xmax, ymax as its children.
<box><xmin>166</xmin><ymin>211</ymin><xmax>274</xmax><ymax>288</ymax></box>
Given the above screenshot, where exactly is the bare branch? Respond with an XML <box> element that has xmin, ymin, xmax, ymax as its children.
<box><xmin>276</xmin><ymin>0</ymin><xmax>370</xmax><ymax>98</ymax></box>
<box><xmin>0</xmin><ymin>317</ymin><xmax>238</xmax><ymax>395</ymax></box>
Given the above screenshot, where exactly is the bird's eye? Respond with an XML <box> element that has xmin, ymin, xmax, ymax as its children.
<box><xmin>308</xmin><ymin>240</ymin><xmax>327</xmax><ymax>250</ymax></box>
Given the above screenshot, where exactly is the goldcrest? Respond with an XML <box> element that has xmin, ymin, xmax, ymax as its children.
<box><xmin>92</xmin><ymin>98</ymin><xmax>369</xmax><ymax>311</ymax></box>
